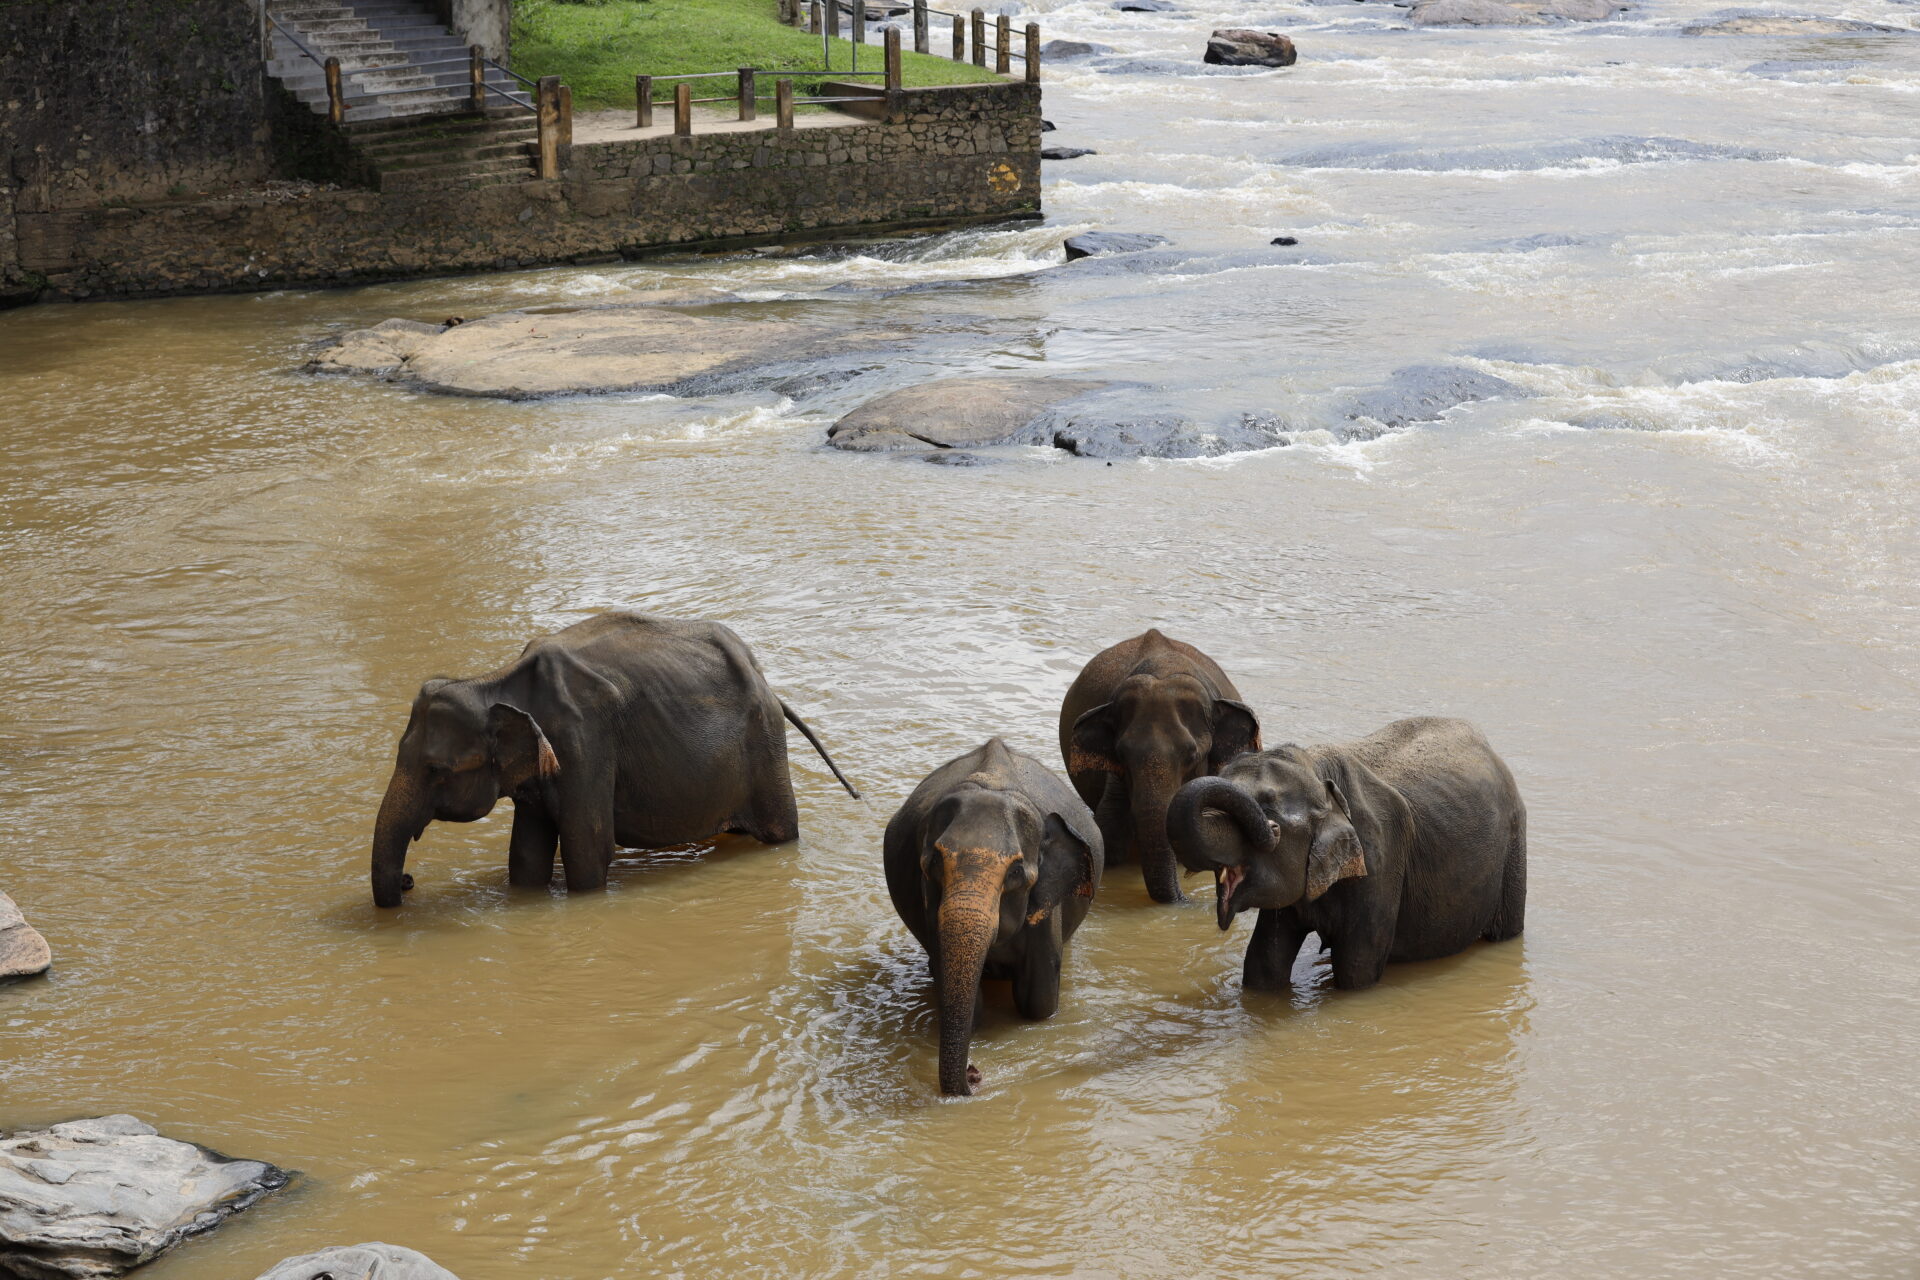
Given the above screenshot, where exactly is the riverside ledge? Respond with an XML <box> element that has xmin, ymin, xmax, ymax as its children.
<box><xmin>11</xmin><ymin>83</ymin><xmax>1041</xmax><ymax>303</ymax></box>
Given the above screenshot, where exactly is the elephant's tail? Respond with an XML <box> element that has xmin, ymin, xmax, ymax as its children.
<box><xmin>781</xmin><ymin>699</ymin><xmax>861</xmax><ymax>799</ymax></box>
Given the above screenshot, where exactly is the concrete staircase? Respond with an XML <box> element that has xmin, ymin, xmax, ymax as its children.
<box><xmin>346</xmin><ymin>113</ymin><xmax>540</xmax><ymax>192</ymax></box>
<box><xmin>267</xmin><ymin>0</ymin><xmax>534</xmax><ymax>124</ymax></box>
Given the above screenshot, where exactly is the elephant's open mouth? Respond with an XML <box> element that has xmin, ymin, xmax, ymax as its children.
<box><xmin>1214</xmin><ymin>865</ymin><xmax>1245</xmax><ymax>930</ymax></box>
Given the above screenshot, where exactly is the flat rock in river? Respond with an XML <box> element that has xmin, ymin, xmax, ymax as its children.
<box><xmin>1409</xmin><ymin>0</ymin><xmax>1625</xmax><ymax>21</ymax></box>
<box><xmin>0</xmin><ymin>892</ymin><xmax>50</xmax><ymax>979</ymax></box>
<box><xmin>255</xmin><ymin>1243</ymin><xmax>459</xmax><ymax>1280</ymax></box>
<box><xmin>1204</xmin><ymin>29</ymin><xmax>1298</xmax><ymax>65</ymax></box>
<box><xmin>308</xmin><ymin>302</ymin><xmax>889</xmax><ymax>399</ymax></box>
<box><xmin>828</xmin><ymin>377</ymin><xmax>1112</xmax><ymax>451</ymax></box>
<box><xmin>0</xmin><ymin>1115</ymin><xmax>290</xmax><ymax>1279</ymax></box>
<box><xmin>1682</xmin><ymin>12</ymin><xmax>1907</xmax><ymax>32</ymax></box>
<box><xmin>1063</xmin><ymin>232</ymin><xmax>1172</xmax><ymax>260</ymax></box>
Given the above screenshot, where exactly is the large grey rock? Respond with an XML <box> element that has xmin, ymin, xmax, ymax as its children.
<box><xmin>0</xmin><ymin>1116</ymin><xmax>289</xmax><ymax>1279</ymax></box>
<box><xmin>1204</xmin><ymin>29</ymin><xmax>1298</xmax><ymax>65</ymax></box>
<box><xmin>1333</xmin><ymin>364</ymin><xmax>1528</xmax><ymax>436</ymax></box>
<box><xmin>827</xmin><ymin>377</ymin><xmax>1111</xmax><ymax>451</ymax></box>
<box><xmin>1040</xmin><ymin>38</ymin><xmax>1114</xmax><ymax>57</ymax></box>
<box><xmin>1062</xmin><ymin>232</ymin><xmax>1171</xmax><ymax>261</ymax></box>
<box><xmin>307</xmin><ymin>301</ymin><xmax>889</xmax><ymax>399</ymax></box>
<box><xmin>254</xmin><ymin>1243</ymin><xmax>459</xmax><ymax>1280</ymax></box>
<box><xmin>0</xmin><ymin>893</ymin><xmax>51</xmax><ymax>980</ymax></box>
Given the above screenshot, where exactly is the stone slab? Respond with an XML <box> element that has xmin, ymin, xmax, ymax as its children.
<box><xmin>0</xmin><ymin>1116</ymin><xmax>289</xmax><ymax>1280</ymax></box>
<box><xmin>0</xmin><ymin>892</ymin><xmax>51</xmax><ymax>980</ymax></box>
<box><xmin>827</xmin><ymin>376</ymin><xmax>1112</xmax><ymax>451</ymax></box>
<box><xmin>254</xmin><ymin>1242</ymin><xmax>460</xmax><ymax>1280</ymax></box>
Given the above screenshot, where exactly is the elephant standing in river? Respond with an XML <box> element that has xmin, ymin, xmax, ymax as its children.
<box><xmin>369</xmin><ymin>612</ymin><xmax>859</xmax><ymax>907</ymax></box>
<box><xmin>1059</xmin><ymin>629</ymin><xmax>1261</xmax><ymax>903</ymax></box>
<box><xmin>1166</xmin><ymin>716</ymin><xmax>1525</xmax><ymax>991</ymax></box>
<box><xmin>884</xmin><ymin>738</ymin><xmax>1103</xmax><ymax>1096</ymax></box>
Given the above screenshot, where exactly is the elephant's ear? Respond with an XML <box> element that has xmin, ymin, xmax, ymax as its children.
<box><xmin>1305</xmin><ymin>767</ymin><xmax>1368</xmax><ymax>901</ymax></box>
<box><xmin>1209</xmin><ymin>698</ymin><xmax>1262</xmax><ymax>772</ymax></box>
<box><xmin>488</xmin><ymin>703</ymin><xmax>559</xmax><ymax>791</ymax></box>
<box><xmin>1068</xmin><ymin>703</ymin><xmax>1121</xmax><ymax>778</ymax></box>
<box><xmin>1028</xmin><ymin>813</ymin><xmax>1098</xmax><ymax>924</ymax></box>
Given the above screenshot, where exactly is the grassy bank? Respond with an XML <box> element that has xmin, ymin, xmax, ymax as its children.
<box><xmin>513</xmin><ymin>0</ymin><xmax>1006</xmax><ymax>110</ymax></box>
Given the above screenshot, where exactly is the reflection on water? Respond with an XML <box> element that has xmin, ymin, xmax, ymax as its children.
<box><xmin>3</xmin><ymin>0</ymin><xmax>1919</xmax><ymax>1274</ymax></box>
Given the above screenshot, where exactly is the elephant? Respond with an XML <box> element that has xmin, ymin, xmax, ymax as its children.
<box><xmin>883</xmin><ymin>738</ymin><xmax>1103</xmax><ymax>1096</ymax></box>
<box><xmin>1166</xmin><ymin>716</ymin><xmax>1526</xmax><ymax>992</ymax></box>
<box><xmin>1058</xmin><ymin>629</ymin><xmax>1260</xmax><ymax>903</ymax></box>
<box><xmin>369</xmin><ymin>612</ymin><xmax>859</xmax><ymax>908</ymax></box>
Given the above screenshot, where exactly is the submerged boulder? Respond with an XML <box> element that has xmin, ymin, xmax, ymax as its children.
<box><xmin>0</xmin><ymin>893</ymin><xmax>50</xmax><ymax>980</ymax></box>
<box><xmin>255</xmin><ymin>1243</ymin><xmax>459</xmax><ymax>1280</ymax></box>
<box><xmin>0</xmin><ymin>1116</ymin><xmax>289</xmax><ymax>1279</ymax></box>
<box><xmin>1684</xmin><ymin>11</ymin><xmax>1908</xmax><ymax>32</ymax></box>
<box><xmin>1042</xmin><ymin>146</ymin><xmax>1098</xmax><ymax>159</ymax></box>
<box><xmin>307</xmin><ymin>301</ymin><xmax>892</xmax><ymax>399</ymax></box>
<box><xmin>1332</xmin><ymin>364</ymin><xmax>1528</xmax><ymax>435</ymax></box>
<box><xmin>1204</xmin><ymin>29</ymin><xmax>1298</xmax><ymax>66</ymax></box>
<box><xmin>1063</xmin><ymin>232</ymin><xmax>1171</xmax><ymax>260</ymax></box>
<box><xmin>827</xmin><ymin>376</ymin><xmax>1111</xmax><ymax>451</ymax></box>
<box><xmin>1039</xmin><ymin>39</ymin><xmax>1114</xmax><ymax>57</ymax></box>
<box><xmin>1114</xmin><ymin>0</ymin><xmax>1179</xmax><ymax>10</ymax></box>
<box><xmin>1408</xmin><ymin>0</ymin><xmax>1625</xmax><ymax>22</ymax></box>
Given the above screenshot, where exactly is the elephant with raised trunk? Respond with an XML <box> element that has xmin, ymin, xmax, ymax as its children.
<box><xmin>370</xmin><ymin>612</ymin><xmax>858</xmax><ymax>908</ymax></box>
<box><xmin>1059</xmin><ymin>629</ymin><xmax>1260</xmax><ymax>903</ymax></box>
<box><xmin>1167</xmin><ymin>716</ymin><xmax>1526</xmax><ymax>992</ymax></box>
<box><xmin>884</xmin><ymin>739</ymin><xmax>1103</xmax><ymax>1096</ymax></box>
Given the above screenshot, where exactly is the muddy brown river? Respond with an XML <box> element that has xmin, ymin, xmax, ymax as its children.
<box><xmin>4</xmin><ymin>0</ymin><xmax>1919</xmax><ymax>1274</ymax></box>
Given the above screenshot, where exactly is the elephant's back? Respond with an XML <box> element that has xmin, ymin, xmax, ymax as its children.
<box><xmin>538</xmin><ymin>612</ymin><xmax>774</xmax><ymax>705</ymax></box>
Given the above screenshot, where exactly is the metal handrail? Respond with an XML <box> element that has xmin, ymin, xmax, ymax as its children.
<box><xmin>265</xmin><ymin>13</ymin><xmax>329</xmax><ymax>68</ymax></box>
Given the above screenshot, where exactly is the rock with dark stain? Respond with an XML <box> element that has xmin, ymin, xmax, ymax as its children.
<box><xmin>0</xmin><ymin>1116</ymin><xmax>290</xmax><ymax>1279</ymax></box>
<box><xmin>1042</xmin><ymin>146</ymin><xmax>1097</xmax><ymax>160</ymax></box>
<box><xmin>1204</xmin><ymin>29</ymin><xmax>1298</xmax><ymax>65</ymax></box>
<box><xmin>1063</xmin><ymin>232</ymin><xmax>1172</xmax><ymax>261</ymax></box>
<box><xmin>254</xmin><ymin>1243</ymin><xmax>461</xmax><ymax>1280</ymax></box>
<box><xmin>1332</xmin><ymin>364</ymin><xmax>1529</xmax><ymax>436</ymax></box>
<box><xmin>1046</xmin><ymin>413</ymin><xmax>1288</xmax><ymax>458</ymax></box>
<box><xmin>827</xmin><ymin>377</ymin><xmax>1113</xmax><ymax>452</ymax></box>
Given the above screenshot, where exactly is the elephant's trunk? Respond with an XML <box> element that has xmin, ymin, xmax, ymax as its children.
<box><xmin>371</xmin><ymin>767</ymin><xmax>427</xmax><ymax>908</ymax></box>
<box><xmin>936</xmin><ymin>875</ymin><xmax>1001</xmax><ymax>1097</ymax></box>
<box><xmin>1131</xmin><ymin>766</ymin><xmax>1184</xmax><ymax>904</ymax></box>
<box><xmin>1167</xmin><ymin>775</ymin><xmax>1275</xmax><ymax>870</ymax></box>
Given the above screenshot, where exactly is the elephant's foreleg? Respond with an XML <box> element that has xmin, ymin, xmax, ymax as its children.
<box><xmin>1327</xmin><ymin>914</ymin><xmax>1395</xmax><ymax>991</ymax></box>
<box><xmin>1012</xmin><ymin>920</ymin><xmax>1064</xmax><ymax>1020</ymax></box>
<box><xmin>555</xmin><ymin>764</ymin><xmax>617</xmax><ymax>893</ymax></box>
<box><xmin>1242</xmin><ymin>909</ymin><xmax>1310</xmax><ymax>991</ymax></box>
<box><xmin>507</xmin><ymin>800</ymin><xmax>559</xmax><ymax>888</ymax></box>
<box><xmin>1092</xmin><ymin>774</ymin><xmax>1131</xmax><ymax>866</ymax></box>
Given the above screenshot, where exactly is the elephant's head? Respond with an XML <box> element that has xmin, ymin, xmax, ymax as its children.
<box><xmin>1167</xmin><ymin>750</ymin><xmax>1368</xmax><ymax>930</ymax></box>
<box><xmin>1069</xmin><ymin>674</ymin><xmax>1259</xmax><ymax>903</ymax></box>
<box><xmin>919</xmin><ymin>764</ymin><xmax>1098</xmax><ymax>1096</ymax></box>
<box><xmin>370</xmin><ymin>678</ymin><xmax>559</xmax><ymax>907</ymax></box>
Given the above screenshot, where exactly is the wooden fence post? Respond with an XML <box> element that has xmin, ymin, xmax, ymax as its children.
<box><xmin>636</xmin><ymin>75</ymin><xmax>652</xmax><ymax>127</ymax></box>
<box><xmin>912</xmin><ymin>0</ymin><xmax>928</xmax><ymax>53</ymax></box>
<box><xmin>995</xmin><ymin>14</ymin><xmax>1010</xmax><ymax>73</ymax></box>
<box><xmin>558</xmin><ymin>84</ymin><xmax>572</xmax><ymax>145</ymax></box>
<box><xmin>1025</xmin><ymin>22</ymin><xmax>1039</xmax><ymax>82</ymax></box>
<box><xmin>737</xmin><ymin>67</ymin><xmax>756</xmax><ymax>121</ymax></box>
<box><xmin>853</xmin><ymin>0</ymin><xmax>866</xmax><ymax>44</ymax></box>
<box><xmin>674</xmin><ymin>81</ymin><xmax>692</xmax><ymax>136</ymax></box>
<box><xmin>324</xmin><ymin>56</ymin><xmax>344</xmax><ymax>124</ymax></box>
<box><xmin>826</xmin><ymin>0</ymin><xmax>839</xmax><ymax>38</ymax></box>
<box><xmin>776</xmin><ymin>77</ymin><xmax>794</xmax><ymax>129</ymax></box>
<box><xmin>951</xmin><ymin>13</ymin><xmax>964</xmax><ymax>59</ymax></box>
<box><xmin>884</xmin><ymin>26</ymin><xmax>902</xmax><ymax>92</ymax></box>
<box><xmin>469</xmin><ymin>45</ymin><xmax>485</xmax><ymax>111</ymax></box>
<box><xmin>536</xmin><ymin>76</ymin><xmax>560</xmax><ymax>178</ymax></box>
<box><xmin>970</xmin><ymin>10</ymin><xmax>985</xmax><ymax>67</ymax></box>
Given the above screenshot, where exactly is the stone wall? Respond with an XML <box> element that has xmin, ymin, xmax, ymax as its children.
<box><xmin>13</xmin><ymin>82</ymin><xmax>1042</xmax><ymax>301</ymax></box>
<box><xmin>1</xmin><ymin>0</ymin><xmax>271</xmax><ymax>302</ymax></box>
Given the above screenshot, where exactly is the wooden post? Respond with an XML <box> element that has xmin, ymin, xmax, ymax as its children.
<box><xmin>536</xmin><ymin>75</ymin><xmax>560</xmax><ymax>178</ymax></box>
<box><xmin>912</xmin><ymin>0</ymin><xmax>928</xmax><ymax>53</ymax></box>
<box><xmin>558</xmin><ymin>84</ymin><xmax>572</xmax><ymax>145</ymax></box>
<box><xmin>970</xmin><ymin>10</ymin><xmax>985</xmax><ymax>67</ymax></box>
<box><xmin>469</xmin><ymin>45</ymin><xmax>485</xmax><ymax>111</ymax></box>
<box><xmin>1025</xmin><ymin>23</ymin><xmax>1040</xmax><ymax>83</ymax></box>
<box><xmin>737</xmin><ymin>67</ymin><xmax>756</xmax><ymax>121</ymax></box>
<box><xmin>951</xmin><ymin>13</ymin><xmax>964</xmax><ymax>60</ymax></box>
<box><xmin>853</xmin><ymin>0</ymin><xmax>866</xmax><ymax>44</ymax></box>
<box><xmin>809</xmin><ymin>0</ymin><xmax>820</xmax><ymax>32</ymax></box>
<box><xmin>636</xmin><ymin>75</ymin><xmax>652</xmax><ymax>127</ymax></box>
<box><xmin>825</xmin><ymin>0</ymin><xmax>839</xmax><ymax>38</ymax></box>
<box><xmin>995</xmin><ymin>14</ymin><xmax>1010</xmax><ymax>74</ymax></box>
<box><xmin>776</xmin><ymin>77</ymin><xmax>794</xmax><ymax>129</ymax></box>
<box><xmin>674</xmin><ymin>81</ymin><xmax>692</xmax><ymax>136</ymax></box>
<box><xmin>884</xmin><ymin>26</ymin><xmax>902</xmax><ymax>92</ymax></box>
<box><xmin>324</xmin><ymin>56</ymin><xmax>344</xmax><ymax>124</ymax></box>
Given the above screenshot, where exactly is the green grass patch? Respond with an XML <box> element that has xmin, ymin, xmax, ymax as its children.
<box><xmin>513</xmin><ymin>0</ymin><xmax>1008</xmax><ymax>110</ymax></box>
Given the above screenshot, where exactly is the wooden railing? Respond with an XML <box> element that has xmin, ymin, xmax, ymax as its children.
<box><xmin>799</xmin><ymin>0</ymin><xmax>1041</xmax><ymax>83</ymax></box>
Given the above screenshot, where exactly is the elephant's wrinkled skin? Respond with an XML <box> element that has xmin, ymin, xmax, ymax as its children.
<box><xmin>1167</xmin><ymin>717</ymin><xmax>1526</xmax><ymax>991</ymax></box>
<box><xmin>370</xmin><ymin>612</ymin><xmax>858</xmax><ymax>907</ymax></box>
<box><xmin>884</xmin><ymin>739</ymin><xmax>1103</xmax><ymax>1096</ymax></box>
<box><xmin>1058</xmin><ymin>630</ymin><xmax>1260</xmax><ymax>903</ymax></box>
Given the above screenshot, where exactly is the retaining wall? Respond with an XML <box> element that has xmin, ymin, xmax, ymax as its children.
<box><xmin>10</xmin><ymin>83</ymin><xmax>1042</xmax><ymax>302</ymax></box>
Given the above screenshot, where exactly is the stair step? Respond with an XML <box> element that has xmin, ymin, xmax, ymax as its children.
<box><xmin>379</xmin><ymin>157</ymin><xmax>533</xmax><ymax>191</ymax></box>
<box><xmin>373</xmin><ymin>140</ymin><xmax>536</xmax><ymax>169</ymax></box>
